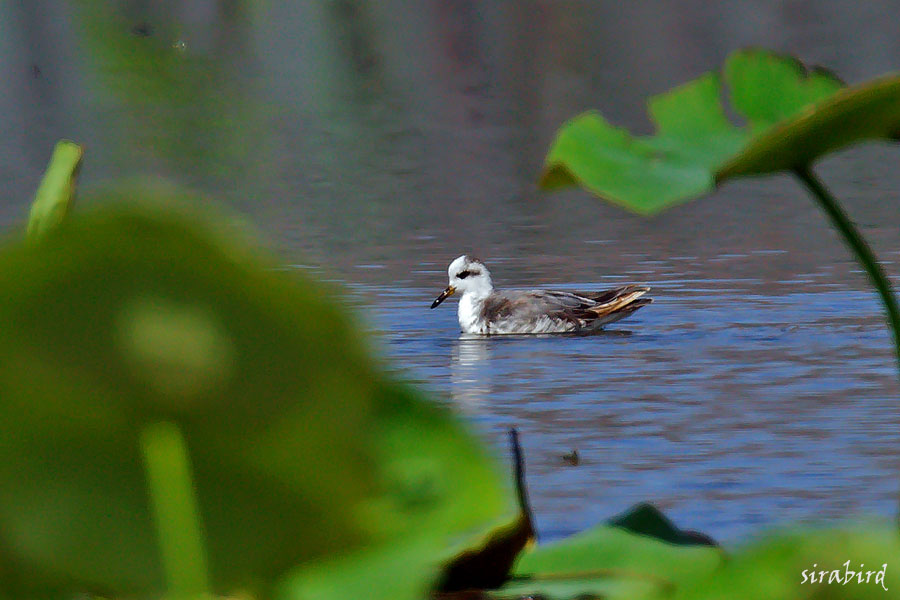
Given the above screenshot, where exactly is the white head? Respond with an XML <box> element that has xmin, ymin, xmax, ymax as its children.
<box><xmin>431</xmin><ymin>255</ymin><xmax>494</xmax><ymax>308</ymax></box>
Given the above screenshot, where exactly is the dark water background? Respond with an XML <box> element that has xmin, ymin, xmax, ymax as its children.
<box><xmin>4</xmin><ymin>1</ymin><xmax>900</xmax><ymax>543</ymax></box>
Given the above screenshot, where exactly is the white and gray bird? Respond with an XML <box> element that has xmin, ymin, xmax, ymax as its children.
<box><xmin>431</xmin><ymin>255</ymin><xmax>652</xmax><ymax>335</ymax></box>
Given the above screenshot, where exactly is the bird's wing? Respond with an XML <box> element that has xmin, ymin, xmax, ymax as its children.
<box><xmin>480</xmin><ymin>290</ymin><xmax>593</xmax><ymax>324</ymax></box>
<box><xmin>484</xmin><ymin>286</ymin><xmax>651</xmax><ymax>327</ymax></box>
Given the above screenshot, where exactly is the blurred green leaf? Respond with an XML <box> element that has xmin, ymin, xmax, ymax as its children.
<box><xmin>0</xmin><ymin>198</ymin><xmax>511</xmax><ymax>599</ymax></box>
<box><xmin>607</xmin><ymin>502</ymin><xmax>717</xmax><ymax>547</ymax></box>
<box><xmin>489</xmin><ymin>523</ymin><xmax>900</xmax><ymax>600</ymax></box>
<box><xmin>499</xmin><ymin>519</ymin><xmax>723</xmax><ymax>599</ymax></box>
<box><xmin>719</xmin><ymin>71</ymin><xmax>900</xmax><ymax>180</ymax></box>
<box><xmin>26</xmin><ymin>141</ymin><xmax>83</xmax><ymax>241</ymax></box>
<box><xmin>493</xmin><ymin>574</ymin><xmax>661</xmax><ymax>600</ymax></box>
<box><xmin>676</xmin><ymin>525</ymin><xmax>900</xmax><ymax>600</ymax></box>
<box><xmin>539</xmin><ymin>49</ymin><xmax>900</xmax><ymax>214</ymax></box>
<box><xmin>139</xmin><ymin>421</ymin><xmax>210</xmax><ymax>598</ymax></box>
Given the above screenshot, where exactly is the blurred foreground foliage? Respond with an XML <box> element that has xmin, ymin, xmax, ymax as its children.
<box><xmin>496</xmin><ymin>523</ymin><xmax>899</xmax><ymax>600</ymax></box>
<box><xmin>1</xmin><ymin>144</ymin><xmax>511</xmax><ymax>599</ymax></box>
<box><xmin>26</xmin><ymin>141</ymin><xmax>83</xmax><ymax>241</ymax></box>
<box><xmin>1</xmin><ymin>142</ymin><xmax>898</xmax><ymax>600</ymax></box>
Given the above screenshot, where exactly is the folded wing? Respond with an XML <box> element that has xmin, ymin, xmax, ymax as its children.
<box><xmin>483</xmin><ymin>285</ymin><xmax>651</xmax><ymax>330</ymax></box>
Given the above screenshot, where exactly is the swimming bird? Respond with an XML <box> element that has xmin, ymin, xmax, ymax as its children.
<box><xmin>430</xmin><ymin>255</ymin><xmax>652</xmax><ymax>335</ymax></box>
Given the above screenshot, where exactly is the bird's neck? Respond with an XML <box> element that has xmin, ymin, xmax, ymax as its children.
<box><xmin>462</xmin><ymin>289</ymin><xmax>491</xmax><ymax>304</ymax></box>
<box><xmin>462</xmin><ymin>277</ymin><xmax>494</xmax><ymax>301</ymax></box>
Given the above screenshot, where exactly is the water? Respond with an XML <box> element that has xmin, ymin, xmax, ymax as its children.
<box><xmin>353</xmin><ymin>255</ymin><xmax>900</xmax><ymax>542</ymax></box>
<box><xmin>5</xmin><ymin>1</ymin><xmax>900</xmax><ymax>544</ymax></box>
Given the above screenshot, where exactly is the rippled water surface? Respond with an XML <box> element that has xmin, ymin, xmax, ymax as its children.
<box><xmin>358</xmin><ymin>262</ymin><xmax>900</xmax><ymax>542</ymax></box>
<box><xmin>5</xmin><ymin>1</ymin><xmax>900</xmax><ymax>543</ymax></box>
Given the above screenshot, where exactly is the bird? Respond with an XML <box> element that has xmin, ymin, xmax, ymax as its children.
<box><xmin>430</xmin><ymin>255</ymin><xmax>652</xmax><ymax>335</ymax></box>
<box><xmin>561</xmin><ymin>449</ymin><xmax>581</xmax><ymax>466</ymax></box>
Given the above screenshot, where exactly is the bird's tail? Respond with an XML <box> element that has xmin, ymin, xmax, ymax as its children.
<box><xmin>583</xmin><ymin>284</ymin><xmax>652</xmax><ymax>327</ymax></box>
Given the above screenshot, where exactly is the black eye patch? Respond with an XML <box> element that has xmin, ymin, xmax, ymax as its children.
<box><xmin>457</xmin><ymin>269</ymin><xmax>480</xmax><ymax>279</ymax></box>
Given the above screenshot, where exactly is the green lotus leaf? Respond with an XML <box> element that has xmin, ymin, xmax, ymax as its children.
<box><xmin>539</xmin><ymin>48</ymin><xmax>900</xmax><ymax>214</ymax></box>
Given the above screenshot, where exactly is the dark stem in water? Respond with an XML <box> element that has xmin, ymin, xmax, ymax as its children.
<box><xmin>793</xmin><ymin>167</ymin><xmax>900</xmax><ymax>374</ymax></box>
<box><xmin>510</xmin><ymin>428</ymin><xmax>535</xmax><ymax>540</ymax></box>
<box><xmin>793</xmin><ymin>166</ymin><xmax>900</xmax><ymax>526</ymax></box>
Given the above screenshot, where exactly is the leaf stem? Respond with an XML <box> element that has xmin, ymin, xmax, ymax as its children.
<box><xmin>510</xmin><ymin>428</ymin><xmax>535</xmax><ymax>540</ymax></box>
<box><xmin>793</xmin><ymin>167</ymin><xmax>900</xmax><ymax>375</ymax></box>
<box><xmin>140</xmin><ymin>421</ymin><xmax>211</xmax><ymax>599</ymax></box>
<box><xmin>793</xmin><ymin>167</ymin><xmax>900</xmax><ymax>527</ymax></box>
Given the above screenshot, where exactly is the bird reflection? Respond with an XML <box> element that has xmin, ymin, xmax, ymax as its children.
<box><xmin>449</xmin><ymin>329</ymin><xmax>633</xmax><ymax>411</ymax></box>
<box><xmin>450</xmin><ymin>334</ymin><xmax>492</xmax><ymax>412</ymax></box>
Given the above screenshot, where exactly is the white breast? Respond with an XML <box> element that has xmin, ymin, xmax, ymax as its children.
<box><xmin>457</xmin><ymin>294</ymin><xmax>487</xmax><ymax>334</ymax></box>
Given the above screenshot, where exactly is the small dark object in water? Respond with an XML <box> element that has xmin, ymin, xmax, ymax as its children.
<box><xmin>131</xmin><ymin>21</ymin><xmax>154</xmax><ymax>37</ymax></box>
<box><xmin>31</xmin><ymin>64</ymin><xmax>41</xmax><ymax>78</ymax></box>
<box><xmin>561</xmin><ymin>449</ymin><xmax>580</xmax><ymax>466</ymax></box>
